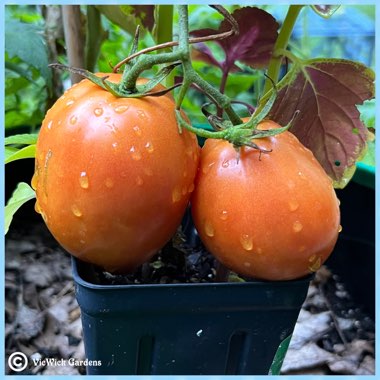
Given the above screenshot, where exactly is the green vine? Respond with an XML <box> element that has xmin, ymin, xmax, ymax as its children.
<box><xmin>53</xmin><ymin>5</ymin><xmax>302</xmax><ymax>150</ymax></box>
<box><xmin>262</xmin><ymin>5</ymin><xmax>304</xmax><ymax>96</ymax></box>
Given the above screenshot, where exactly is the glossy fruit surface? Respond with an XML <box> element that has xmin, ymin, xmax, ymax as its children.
<box><xmin>191</xmin><ymin>120</ymin><xmax>340</xmax><ymax>281</ymax></box>
<box><xmin>33</xmin><ymin>74</ymin><xmax>199</xmax><ymax>272</ymax></box>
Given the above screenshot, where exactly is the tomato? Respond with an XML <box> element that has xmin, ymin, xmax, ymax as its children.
<box><xmin>191</xmin><ymin>120</ymin><xmax>340</xmax><ymax>281</ymax></box>
<box><xmin>33</xmin><ymin>73</ymin><xmax>199</xmax><ymax>273</ymax></box>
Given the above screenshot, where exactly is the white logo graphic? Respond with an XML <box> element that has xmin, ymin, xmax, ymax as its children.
<box><xmin>8</xmin><ymin>352</ymin><xmax>28</xmax><ymax>372</ymax></box>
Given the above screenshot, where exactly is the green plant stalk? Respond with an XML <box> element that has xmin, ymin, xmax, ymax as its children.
<box><xmin>119</xmin><ymin>51</ymin><xmax>182</xmax><ymax>93</ymax></box>
<box><xmin>262</xmin><ymin>5</ymin><xmax>304</xmax><ymax>96</ymax></box>
<box><xmin>118</xmin><ymin>5</ymin><xmax>287</xmax><ymax>144</ymax></box>
<box><xmin>155</xmin><ymin>5</ymin><xmax>174</xmax><ymax>87</ymax></box>
<box><xmin>85</xmin><ymin>6</ymin><xmax>106</xmax><ymax>72</ymax></box>
<box><xmin>175</xmin><ymin>5</ymin><xmax>242</xmax><ymax>126</ymax></box>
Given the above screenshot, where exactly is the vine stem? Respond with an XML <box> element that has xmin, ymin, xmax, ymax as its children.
<box><xmin>262</xmin><ymin>5</ymin><xmax>304</xmax><ymax>95</ymax></box>
<box><xmin>112</xmin><ymin>19</ymin><xmax>237</xmax><ymax>73</ymax></box>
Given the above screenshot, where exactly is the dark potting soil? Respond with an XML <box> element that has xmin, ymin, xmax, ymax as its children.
<box><xmin>89</xmin><ymin>227</ymin><xmax>234</xmax><ymax>285</ymax></box>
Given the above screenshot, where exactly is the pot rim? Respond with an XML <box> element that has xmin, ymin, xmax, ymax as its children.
<box><xmin>72</xmin><ymin>257</ymin><xmax>313</xmax><ymax>291</ymax></box>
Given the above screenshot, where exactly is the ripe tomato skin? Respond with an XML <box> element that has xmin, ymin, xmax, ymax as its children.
<box><xmin>191</xmin><ymin>120</ymin><xmax>340</xmax><ymax>281</ymax></box>
<box><xmin>33</xmin><ymin>74</ymin><xmax>199</xmax><ymax>273</ymax></box>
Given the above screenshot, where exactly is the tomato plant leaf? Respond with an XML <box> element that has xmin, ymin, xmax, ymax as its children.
<box><xmin>269</xmin><ymin>335</ymin><xmax>292</xmax><ymax>375</ymax></box>
<box><xmin>5</xmin><ymin>133</ymin><xmax>39</xmax><ymax>146</ymax></box>
<box><xmin>191</xmin><ymin>41</ymin><xmax>223</xmax><ymax>70</ymax></box>
<box><xmin>267</xmin><ymin>58</ymin><xmax>375</xmax><ymax>188</ymax></box>
<box><xmin>96</xmin><ymin>5</ymin><xmax>155</xmax><ymax>35</ymax></box>
<box><xmin>5</xmin><ymin>182</ymin><xmax>36</xmax><ymax>235</ymax></box>
<box><xmin>192</xmin><ymin>7</ymin><xmax>279</xmax><ymax>72</ymax></box>
<box><xmin>311</xmin><ymin>5</ymin><xmax>340</xmax><ymax>18</ymax></box>
<box><xmin>5</xmin><ymin>145</ymin><xmax>36</xmax><ymax>164</ymax></box>
<box><xmin>5</xmin><ymin>20</ymin><xmax>52</xmax><ymax>91</ymax></box>
<box><xmin>123</xmin><ymin>5</ymin><xmax>155</xmax><ymax>31</ymax></box>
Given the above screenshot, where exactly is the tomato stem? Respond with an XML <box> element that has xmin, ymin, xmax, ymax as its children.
<box><xmin>262</xmin><ymin>5</ymin><xmax>304</xmax><ymax>96</ymax></box>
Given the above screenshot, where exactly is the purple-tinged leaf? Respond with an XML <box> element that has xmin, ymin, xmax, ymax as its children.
<box><xmin>311</xmin><ymin>5</ymin><xmax>340</xmax><ymax>18</ymax></box>
<box><xmin>97</xmin><ymin>5</ymin><xmax>155</xmax><ymax>34</ymax></box>
<box><xmin>191</xmin><ymin>7</ymin><xmax>279</xmax><ymax>73</ymax></box>
<box><xmin>267</xmin><ymin>58</ymin><xmax>374</xmax><ymax>188</ymax></box>
<box><xmin>191</xmin><ymin>41</ymin><xmax>223</xmax><ymax>70</ymax></box>
<box><xmin>130</xmin><ymin>5</ymin><xmax>155</xmax><ymax>31</ymax></box>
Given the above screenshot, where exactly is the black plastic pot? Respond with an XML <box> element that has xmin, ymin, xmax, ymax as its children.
<box><xmin>73</xmin><ymin>258</ymin><xmax>311</xmax><ymax>375</ymax></box>
<box><xmin>325</xmin><ymin>163</ymin><xmax>375</xmax><ymax>318</ymax></box>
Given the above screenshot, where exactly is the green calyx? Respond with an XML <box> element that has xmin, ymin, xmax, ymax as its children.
<box><xmin>49</xmin><ymin>63</ymin><xmax>180</xmax><ymax>98</ymax></box>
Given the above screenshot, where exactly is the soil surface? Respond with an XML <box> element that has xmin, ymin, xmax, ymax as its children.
<box><xmin>5</xmin><ymin>220</ymin><xmax>375</xmax><ymax>375</ymax></box>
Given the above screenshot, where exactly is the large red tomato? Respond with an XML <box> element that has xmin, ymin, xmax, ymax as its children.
<box><xmin>33</xmin><ymin>74</ymin><xmax>199</xmax><ymax>273</ymax></box>
<box><xmin>191</xmin><ymin>120</ymin><xmax>340</xmax><ymax>281</ymax></box>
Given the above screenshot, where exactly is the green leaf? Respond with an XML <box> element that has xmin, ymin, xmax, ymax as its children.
<box><xmin>267</xmin><ymin>58</ymin><xmax>375</xmax><ymax>189</ymax></box>
<box><xmin>5</xmin><ymin>20</ymin><xmax>52</xmax><ymax>90</ymax></box>
<box><xmin>269</xmin><ymin>335</ymin><xmax>292</xmax><ymax>375</ymax></box>
<box><xmin>5</xmin><ymin>133</ymin><xmax>39</xmax><ymax>146</ymax></box>
<box><xmin>5</xmin><ymin>182</ymin><xmax>36</xmax><ymax>235</ymax></box>
<box><xmin>95</xmin><ymin>5</ymin><xmax>155</xmax><ymax>35</ymax></box>
<box><xmin>5</xmin><ymin>144</ymin><xmax>36</xmax><ymax>164</ymax></box>
<box><xmin>311</xmin><ymin>5</ymin><xmax>340</xmax><ymax>18</ymax></box>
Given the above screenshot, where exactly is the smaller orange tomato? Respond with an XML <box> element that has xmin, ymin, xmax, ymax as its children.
<box><xmin>191</xmin><ymin>120</ymin><xmax>341</xmax><ymax>281</ymax></box>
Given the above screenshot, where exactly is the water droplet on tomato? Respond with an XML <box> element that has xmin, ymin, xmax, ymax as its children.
<box><xmin>133</xmin><ymin>125</ymin><xmax>142</xmax><ymax>136</ymax></box>
<box><xmin>222</xmin><ymin>160</ymin><xmax>229</xmax><ymax>168</ymax></box>
<box><xmin>114</xmin><ymin>105</ymin><xmax>129</xmax><ymax>113</ymax></box>
<box><xmin>34</xmin><ymin>200</ymin><xmax>41</xmax><ymax>214</ymax></box>
<box><xmin>105</xmin><ymin>178</ymin><xmax>114</xmax><ymax>188</ymax></box>
<box><xmin>136</xmin><ymin>176</ymin><xmax>144</xmax><ymax>186</ymax></box>
<box><xmin>80</xmin><ymin>239</ymin><xmax>86</xmax><ymax>245</ymax></box>
<box><xmin>299</xmin><ymin>246</ymin><xmax>306</xmax><ymax>252</ymax></box>
<box><xmin>338</xmin><ymin>225</ymin><xmax>343</xmax><ymax>233</ymax></box>
<box><xmin>204</xmin><ymin>221</ymin><xmax>215</xmax><ymax>237</ymax></box>
<box><xmin>70</xmin><ymin>115</ymin><xmax>78</xmax><ymax>125</ymax></box>
<box><xmin>47</xmin><ymin>120</ymin><xmax>53</xmax><ymax>130</ymax></box>
<box><xmin>202</xmin><ymin>162</ymin><xmax>215</xmax><ymax>174</ymax></box>
<box><xmin>188</xmin><ymin>183</ymin><xmax>195</xmax><ymax>193</ymax></box>
<box><xmin>220</xmin><ymin>210</ymin><xmax>228</xmax><ymax>220</ymax></box>
<box><xmin>172</xmin><ymin>186</ymin><xmax>181</xmax><ymax>203</ymax></box>
<box><xmin>130</xmin><ymin>146</ymin><xmax>142</xmax><ymax>161</ymax></box>
<box><xmin>71</xmin><ymin>205</ymin><xmax>82</xmax><ymax>217</ymax></box>
<box><xmin>145</xmin><ymin>141</ymin><xmax>154</xmax><ymax>153</ymax></box>
<box><xmin>240</xmin><ymin>234</ymin><xmax>253</xmax><ymax>251</ymax></box>
<box><xmin>112</xmin><ymin>142</ymin><xmax>118</xmax><ymax>150</ymax></box>
<box><xmin>79</xmin><ymin>172</ymin><xmax>89</xmax><ymax>189</ymax></box>
<box><xmin>293</xmin><ymin>221</ymin><xmax>303</xmax><ymax>232</ymax></box>
<box><xmin>144</xmin><ymin>167</ymin><xmax>153</xmax><ymax>176</ymax></box>
<box><xmin>41</xmin><ymin>211</ymin><xmax>48</xmax><ymax>222</ymax></box>
<box><xmin>257</xmin><ymin>247</ymin><xmax>263</xmax><ymax>254</ymax></box>
<box><xmin>31</xmin><ymin>172</ymin><xmax>38</xmax><ymax>190</ymax></box>
<box><xmin>185</xmin><ymin>145</ymin><xmax>194</xmax><ymax>157</ymax></box>
<box><xmin>182</xmin><ymin>186</ymin><xmax>187</xmax><ymax>196</ymax></box>
<box><xmin>66</xmin><ymin>99</ymin><xmax>74</xmax><ymax>106</ymax></box>
<box><xmin>288</xmin><ymin>200</ymin><xmax>299</xmax><ymax>212</ymax></box>
<box><xmin>244</xmin><ymin>262</ymin><xmax>251</xmax><ymax>268</ymax></box>
<box><xmin>107</xmin><ymin>123</ymin><xmax>118</xmax><ymax>134</ymax></box>
<box><xmin>297</xmin><ymin>171</ymin><xmax>307</xmax><ymax>180</ymax></box>
<box><xmin>137</xmin><ymin>110</ymin><xmax>146</xmax><ymax>119</ymax></box>
<box><xmin>308</xmin><ymin>255</ymin><xmax>322</xmax><ymax>272</ymax></box>
<box><xmin>94</xmin><ymin>107</ymin><xmax>103</xmax><ymax>116</ymax></box>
